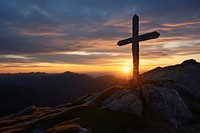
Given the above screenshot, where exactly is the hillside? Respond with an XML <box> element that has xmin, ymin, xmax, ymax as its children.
<box><xmin>0</xmin><ymin>59</ymin><xmax>200</xmax><ymax>133</ymax></box>
<box><xmin>0</xmin><ymin>72</ymin><xmax>125</xmax><ymax>117</ymax></box>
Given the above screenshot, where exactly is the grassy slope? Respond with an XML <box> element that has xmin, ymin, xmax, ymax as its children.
<box><xmin>17</xmin><ymin>104</ymin><xmax>146</xmax><ymax>133</ymax></box>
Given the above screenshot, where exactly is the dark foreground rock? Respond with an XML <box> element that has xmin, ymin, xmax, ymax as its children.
<box><xmin>97</xmin><ymin>88</ymin><xmax>142</xmax><ymax>116</ymax></box>
<box><xmin>141</xmin><ymin>84</ymin><xmax>193</xmax><ymax>127</ymax></box>
<box><xmin>140</xmin><ymin>59</ymin><xmax>200</xmax><ymax>101</ymax></box>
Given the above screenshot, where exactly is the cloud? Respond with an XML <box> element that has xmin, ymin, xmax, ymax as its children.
<box><xmin>0</xmin><ymin>0</ymin><xmax>199</xmax><ymax>69</ymax></box>
<box><xmin>16</xmin><ymin>28</ymin><xmax>68</xmax><ymax>37</ymax></box>
<box><xmin>0</xmin><ymin>65</ymin><xmax>52</xmax><ymax>68</ymax></box>
<box><xmin>140</xmin><ymin>41</ymin><xmax>200</xmax><ymax>59</ymax></box>
<box><xmin>163</xmin><ymin>21</ymin><xmax>200</xmax><ymax>27</ymax></box>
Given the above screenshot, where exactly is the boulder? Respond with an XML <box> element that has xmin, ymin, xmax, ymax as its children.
<box><xmin>99</xmin><ymin>89</ymin><xmax>142</xmax><ymax>116</ymax></box>
<box><xmin>141</xmin><ymin>84</ymin><xmax>193</xmax><ymax>126</ymax></box>
<box><xmin>140</xmin><ymin>59</ymin><xmax>200</xmax><ymax>101</ymax></box>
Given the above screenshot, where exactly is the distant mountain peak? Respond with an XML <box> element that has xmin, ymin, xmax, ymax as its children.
<box><xmin>63</xmin><ymin>71</ymin><xmax>76</xmax><ymax>74</ymax></box>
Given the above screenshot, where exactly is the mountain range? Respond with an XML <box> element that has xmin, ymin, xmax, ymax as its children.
<box><xmin>0</xmin><ymin>72</ymin><xmax>125</xmax><ymax>117</ymax></box>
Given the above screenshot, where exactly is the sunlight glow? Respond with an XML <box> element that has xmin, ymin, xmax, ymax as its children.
<box><xmin>123</xmin><ymin>67</ymin><xmax>131</xmax><ymax>74</ymax></box>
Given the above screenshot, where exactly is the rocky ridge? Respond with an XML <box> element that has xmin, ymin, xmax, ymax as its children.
<box><xmin>0</xmin><ymin>59</ymin><xmax>200</xmax><ymax>133</ymax></box>
<box><xmin>90</xmin><ymin>59</ymin><xmax>200</xmax><ymax>126</ymax></box>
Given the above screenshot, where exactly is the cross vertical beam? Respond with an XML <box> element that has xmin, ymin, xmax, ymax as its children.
<box><xmin>132</xmin><ymin>15</ymin><xmax>139</xmax><ymax>85</ymax></box>
<box><xmin>116</xmin><ymin>14</ymin><xmax>160</xmax><ymax>87</ymax></box>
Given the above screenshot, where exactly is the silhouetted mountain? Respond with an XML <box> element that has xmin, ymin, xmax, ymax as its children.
<box><xmin>0</xmin><ymin>72</ymin><xmax>125</xmax><ymax>117</ymax></box>
<box><xmin>0</xmin><ymin>84</ymin><xmax>42</xmax><ymax>117</ymax></box>
<box><xmin>0</xmin><ymin>59</ymin><xmax>199</xmax><ymax>133</ymax></box>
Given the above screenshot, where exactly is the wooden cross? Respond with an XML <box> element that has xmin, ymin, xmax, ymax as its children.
<box><xmin>117</xmin><ymin>14</ymin><xmax>160</xmax><ymax>86</ymax></box>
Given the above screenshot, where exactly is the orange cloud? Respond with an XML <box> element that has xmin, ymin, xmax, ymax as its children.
<box><xmin>17</xmin><ymin>29</ymin><xmax>68</xmax><ymax>37</ymax></box>
<box><xmin>163</xmin><ymin>21</ymin><xmax>200</xmax><ymax>27</ymax></box>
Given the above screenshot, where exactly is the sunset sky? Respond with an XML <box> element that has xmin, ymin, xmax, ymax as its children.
<box><xmin>0</xmin><ymin>0</ymin><xmax>199</xmax><ymax>76</ymax></box>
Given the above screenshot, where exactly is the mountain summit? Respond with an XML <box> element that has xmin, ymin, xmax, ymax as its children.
<box><xmin>0</xmin><ymin>59</ymin><xmax>200</xmax><ymax>133</ymax></box>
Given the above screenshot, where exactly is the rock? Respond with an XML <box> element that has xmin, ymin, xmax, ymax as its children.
<box><xmin>1</xmin><ymin>105</ymin><xmax>36</xmax><ymax>120</ymax></box>
<box><xmin>169</xmin><ymin>119</ymin><xmax>181</xmax><ymax>128</ymax></box>
<box><xmin>99</xmin><ymin>89</ymin><xmax>142</xmax><ymax>116</ymax></box>
<box><xmin>47</xmin><ymin>107</ymin><xmax>65</xmax><ymax>115</ymax></box>
<box><xmin>78</xmin><ymin>127</ymin><xmax>89</xmax><ymax>133</ymax></box>
<box><xmin>140</xmin><ymin>59</ymin><xmax>200</xmax><ymax>101</ymax></box>
<box><xmin>31</xmin><ymin>127</ymin><xmax>44</xmax><ymax>133</ymax></box>
<box><xmin>141</xmin><ymin>84</ymin><xmax>193</xmax><ymax>125</ymax></box>
<box><xmin>81</xmin><ymin>93</ymin><xmax>98</xmax><ymax>103</ymax></box>
<box><xmin>12</xmin><ymin>106</ymin><xmax>36</xmax><ymax>117</ymax></box>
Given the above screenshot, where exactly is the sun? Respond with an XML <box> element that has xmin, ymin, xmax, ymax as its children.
<box><xmin>123</xmin><ymin>67</ymin><xmax>131</xmax><ymax>74</ymax></box>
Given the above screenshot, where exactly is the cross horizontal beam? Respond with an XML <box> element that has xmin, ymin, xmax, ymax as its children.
<box><xmin>117</xmin><ymin>31</ymin><xmax>160</xmax><ymax>46</ymax></box>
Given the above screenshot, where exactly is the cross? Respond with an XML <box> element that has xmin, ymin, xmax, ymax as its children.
<box><xmin>117</xmin><ymin>14</ymin><xmax>160</xmax><ymax>86</ymax></box>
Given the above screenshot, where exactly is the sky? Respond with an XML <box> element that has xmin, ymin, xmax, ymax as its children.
<box><xmin>0</xmin><ymin>0</ymin><xmax>199</xmax><ymax>76</ymax></box>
